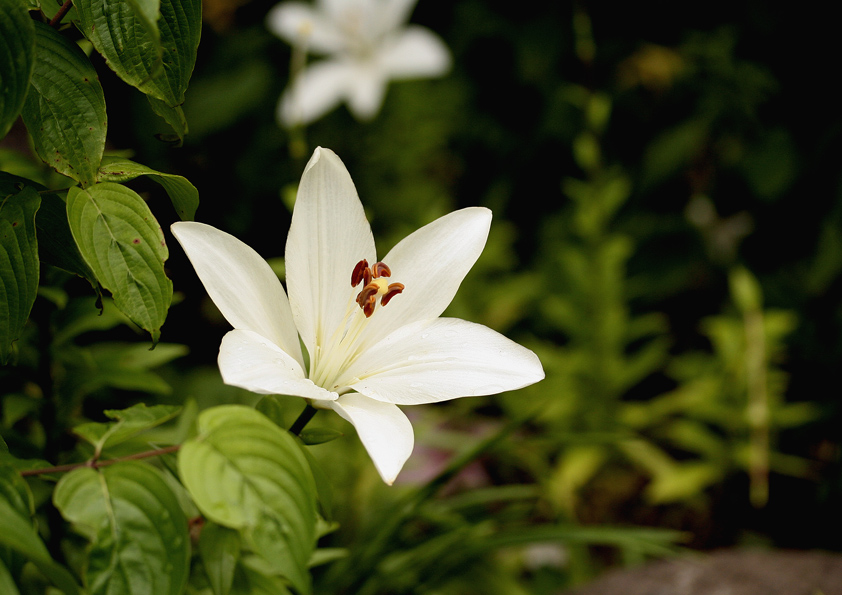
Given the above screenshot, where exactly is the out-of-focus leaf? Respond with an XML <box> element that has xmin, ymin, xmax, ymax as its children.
<box><xmin>147</xmin><ymin>96</ymin><xmax>188</xmax><ymax>142</ymax></box>
<box><xmin>298</xmin><ymin>428</ymin><xmax>343</xmax><ymax>446</ymax></box>
<box><xmin>73</xmin><ymin>402</ymin><xmax>181</xmax><ymax>454</ymax></box>
<box><xmin>0</xmin><ymin>558</ymin><xmax>18</xmax><ymax>595</ymax></box>
<box><xmin>58</xmin><ymin>342</ymin><xmax>187</xmax><ymax>400</ymax></box>
<box><xmin>231</xmin><ymin>557</ymin><xmax>293</xmax><ymax>595</ymax></box>
<box><xmin>98</xmin><ymin>157</ymin><xmax>198</xmax><ymax>220</ymax></box>
<box><xmin>199</xmin><ymin>522</ymin><xmax>240</xmax><ymax>595</ymax></box>
<box><xmin>0</xmin><ymin>186</ymin><xmax>40</xmax><ymax>364</ymax></box>
<box><xmin>0</xmin><ymin>0</ymin><xmax>35</xmax><ymax>139</ymax></box>
<box><xmin>640</xmin><ymin>118</ymin><xmax>708</xmax><ymax>191</ymax></box>
<box><xmin>54</xmin><ymin>463</ymin><xmax>189</xmax><ymax>595</ymax></box>
<box><xmin>21</xmin><ymin>22</ymin><xmax>106</xmax><ymax>186</ymax></box>
<box><xmin>66</xmin><ymin>183</ymin><xmax>172</xmax><ymax>343</ymax></box>
<box><xmin>179</xmin><ymin>405</ymin><xmax>317</xmax><ymax>595</ymax></box>
<box><xmin>0</xmin><ymin>499</ymin><xmax>81</xmax><ymax>594</ymax></box>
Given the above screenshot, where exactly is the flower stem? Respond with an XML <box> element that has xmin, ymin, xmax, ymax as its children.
<box><xmin>289</xmin><ymin>404</ymin><xmax>318</xmax><ymax>435</ymax></box>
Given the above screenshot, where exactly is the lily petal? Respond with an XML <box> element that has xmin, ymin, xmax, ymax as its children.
<box><xmin>328</xmin><ymin>393</ymin><xmax>413</xmax><ymax>484</ymax></box>
<box><xmin>266</xmin><ymin>1</ymin><xmax>346</xmax><ymax>54</ymax></box>
<box><xmin>380</xmin><ymin>26</ymin><xmax>451</xmax><ymax>79</ymax></box>
<box><xmin>359</xmin><ymin>207</ymin><xmax>491</xmax><ymax>351</ymax></box>
<box><xmin>171</xmin><ymin>222</ymin><xmax>304</xmax><ymax>370</ymax></box>
<box><xmin>345</xmin><ymin>63</ymin><xmax>389</xmax><ymax>120</ymax></box>
<box><xmin>346</xmin><ymin>317</ymin><xmax>545</xmax><ymax>405</ymax></box>
<box><xmin>219</xmin><ymin>329</ymin><xmax>337</xmax><ymax>401</ymax></box>
<box><xmin>279</xmin><ymin>60</ymin><xmax>355</xmax><ymax>126</ymax></box>
<box><xmin>285</xmin><ymin>148</ymin><xmax>376</xmax><ymax>362</ymax></box>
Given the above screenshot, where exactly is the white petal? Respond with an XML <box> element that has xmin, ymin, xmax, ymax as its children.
<box><xmin>219</xmin><ymin>330</ymin><xmax>337</xmax><ymax>401</ymax></box>
<box><xmin>171</xmin><ymin>222</ymin><xmax>304</xmax><ymax>370</ymax></box>
<box><xmin>266</xmin><ymin>2</ymin><xmax>345</xmax><ymax>54</ymax></box>
<box><xmin>328</xmin><ymin>394</ymin><xmax>413</xmax><ymax>484</ymax></box>
<box><xmin>345</xmin><ymin>64</ymin><xmax>388</xmax><ymax>120</ymax></box>
<box><xmin>380</xmin><ymin>27</ymin><xmax>451</xmax><ymax>79</ymax></box>
<box><xmin>358</xmin><ymin>207</ymin><xmax>491</xmax><ymax>351</ymax></box>
<box><xmin>376</xmin><ymin>0</ymin><xmax>418</xmax><ymax>34</ymax></box>
<box><xmin>346</xmin><ymin>318</ymin><xmax>544</xmax><ymax>405</ymax></box>
<box><xmin>279</xmin><ymin>60</ymin><xmax>354</xmax><ymax>126</ymax></box>
<box><xmin>285</xmin><ymin>148</ymin><xmax>376</xmax><ymax>363</ymax></box>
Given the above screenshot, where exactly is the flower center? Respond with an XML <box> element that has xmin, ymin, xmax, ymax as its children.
<box><xmin>309</xmin><ymin>259</ymin><xmax>404</xmax><ymax>391</ymax></box>
<box><xmin>351</xmin><ymin>259</ymin><xmax>404</xmax><ymax>317</ymax></box>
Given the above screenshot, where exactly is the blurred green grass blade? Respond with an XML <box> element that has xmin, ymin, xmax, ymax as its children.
<box><xmin>0</xmin><ymin>186</ymin><xmax>40</xmax><ymax>364</ymax></box>
<box><xmin>54</xmin><ymin>463</ymin><xmax>190</xmax><ymax>595</ymax></box>
<box><xmin>0</xmin><ymin>0</ymin><xmax>35</xmax><ymax>139</ymax></box>
<box><xmin>98</xmin><ymin>156</ymin><xmax>198</xmax><ymax>220</ymax></box>
<box><xmin>66</xmin><ymin>183</ymin><xmax>172</xmax><ymax>343</ymax></box>
<box><xmin>21</xmin><ymin>22</ymin><xmax>106</xmax><ymax>186</ymax></box>
<box><xmin>179</xmin><ymin>405</ymin><xmax>317</xmax><ymax>595</ymax></box>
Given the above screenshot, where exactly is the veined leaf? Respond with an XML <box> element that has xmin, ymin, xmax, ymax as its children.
<box><xmin>73</xmin><ymin>402</ymin><xmax>182</xmax><ymax>455</ymax></box>
<box><xmin>54</xmin><ymin>463</ymin><xmax>190</xmax><ymax>595</ymax></box>
<box><xmin>0</xmin><ymin>186</ymin><xmax>40</xmax><ymax>364</ymax></box>
<box><xmin>0</xmin><ymin>0</ymin><xmax>35</xmax><ymax>139</ymax></box>
<box><xmin>98</xmin><ymin>157</ymin><xmax>198</xmax><ymax>220</ymax></box>
<box><xmin>75</xmin><ymin>0</ymin><xmax>200</xmax><ymax>118</ymax></box>
<box><xmin>0</xmin><ymin>173</ymin><xmax>96</xmax><ymax>285</ymax></box>
<box><xmin>179</xmin><ymin>405</ymin><xmax>317</xmax><ymax>595</ymax></box>
<box><xmin>148</xmin><ymin>96</ymin><xmax>189</xmax><ymax>142</ymax></box>
<box><xmin>21</xmin><ymin>22</ymin><xmax>106</xmax><ymax>186</ymax></box>
<box><xmin>66</xmin><ymin>183</ymin><xmax>172</xmax><ymax>343</ymax></box>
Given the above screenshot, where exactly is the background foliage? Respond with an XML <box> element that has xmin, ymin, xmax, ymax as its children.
<box><xmin>2</xmin><ymin>0</ymin><xmax>841</xmax><ymax>593</ymax></box>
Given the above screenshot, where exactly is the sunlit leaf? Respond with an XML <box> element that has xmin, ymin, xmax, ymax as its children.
<box><xmin>0</xmin><ymin>186</ymin><xmax>40</xmax><ymax>364</ymax></box>
<box><xmin>53</xmin><ymin>463</ymin><xmax>189</xmax><ymax>595</ymax></box>
<box><xmin>66</xmin><ymin>183</ymin><xmax>172</xmax><ymax>343</ymax></box>
<box><xmin>179</xmin><ymin>405</ymin><xmax>317</xmax><ymax>595</ymax></box>
<box><xmin>98</xmin><ymin>157</ymin><xmax>198</xmax><ymax>220</ymax></box>
<box><xmin>0</xmin><ymin>0</ymin><xmax>35</xmax><ymax>139</ymax></box>
<box><xmin>21</xmin><ymin>22</ymin><xmax>106</xmax><ymax>186</ymax></box>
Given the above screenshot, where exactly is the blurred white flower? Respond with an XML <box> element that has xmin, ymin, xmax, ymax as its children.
<box><xmin>267</xmin><ymin>0</ymin><xmax>451</xmax><ymax>126</ymax></box>
<box><xmin>172</xmin><ymin>147</ymin><xmax>544</xmax><ymax>484</ymax></box>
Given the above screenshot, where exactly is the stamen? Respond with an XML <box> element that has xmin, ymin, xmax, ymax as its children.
<box><xmin>372</xmin><ymin>261</ymin><xmax>391</xmax><ymax>278</ymax></box>
<box><xmin>356</xmin><ymin>282</ymin><xmax>380</xmax><ymax>309</ymax></box>
<box><xmin>380</xmin><ymin>283</ymin><xmax>404</xmax><ymax>306</ymax></box>
<box><xmin>351</xmin><ymin>259</ymin><xmax>369</xmax><ymax>287</ymax></box>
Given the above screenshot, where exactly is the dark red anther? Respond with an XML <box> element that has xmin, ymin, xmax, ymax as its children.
<box><xmin>372</xmin><ymin>261</ymin><xmax>391</xmax><ymax>278</ymax></box>
<box><xmin>380</xmin><ymin>283</ymin><xmax>405</xmax><ymax>307</ymax></box>
<box><xmin>356</xmin><ymin>283</ymin><xmax>379</xmax><ymax>309</ymax></box>
<box><xmin>351</xmin><ymin>259</ymin><xmax>369</xmax><ymax>287</ymax></box>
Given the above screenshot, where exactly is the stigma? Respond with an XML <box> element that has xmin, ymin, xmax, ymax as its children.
<box><xmin>351</xmin><ymin>259</ymin><xmax>404</xmax><ymax>317</ymax></box>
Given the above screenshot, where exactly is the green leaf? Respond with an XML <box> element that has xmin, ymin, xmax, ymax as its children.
<box><xmin>0</xmin><ymin>186</ymin><xmax>40</xmax><ymax>364</ymax></box>
<box><xmin>0</xmin><ymin>558</ymin><xmax>19</xmax><ymax>595</ymax></box>
<box><xmin>148</xmin><ymin>96</ymin><xmax>189</xmax><ymax>142</ymax></box>
<box><xmin>298</xmin><ymin>428</ymin><xmax>343</xmax><ymax>446</ymax></box>
<box><xmin>0</xmin><ymin>173</ymin><xmax>96</xmax><ymax>285</ymax></box>
<box><xmin>66</xmin><ymin>183</ymin><xmax>172</xmax><ymax>343</ymax></box>
<box><xmin>73</xmin><ymin>402</ymin><xmax>181</xmax><ymax>454</ymax></box>
<box><xmin>21</xmin><ymin>22</ymin><xmax>106</xmax><ymax>186</ymax></box>
<box><xmin>199</xmin><ymin>522</ymin><xmax>241</xmax><ymax>595</ymax></box>
<box><xmin>0</xmin><ymin>0</ymin><xmax>35</xmax><ymax>139</ymax></box>
<box><xmin>179</xmin><ymin>405</ymin><xmax>317</xmax><ymax>595</ymax></box>
<box><xmin>54</xmin><ymin>463</ymin><xmax>190</xmax><ymax>595</ymax></box>
<box><xmin>98</xmin><ymin>157</ymin><xmax>199</xmax><ymax>220</ymax></box>
<box><xmin>0</xmin><ymin>499</ymin><xmax>81</xmax><ymax>594</ymax></box>
<box><xmin>75</xmin><ymin>0</ymin><xmax>200</xmax><ymax>127</ymax></box>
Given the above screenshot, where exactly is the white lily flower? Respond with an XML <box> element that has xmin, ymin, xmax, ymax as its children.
<box><xmin>171</xmin><ymin>148</ymin><xmax>543</xmax><ymax>484</ymax></box>
<box><xmin>267</xmin><ymin>0</ymin><xmax>451</xmax><ymax>126</ymax></box>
